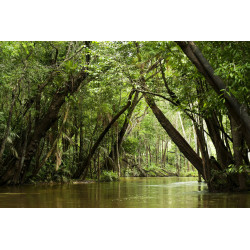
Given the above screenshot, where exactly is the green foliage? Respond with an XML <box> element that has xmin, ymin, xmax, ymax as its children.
<box><xmin>100</xmin><ymin>171</ymin><xmax>119</xmax><ymax>182</ymax></box>
<box><xmin>144</xmin><ymin>163</ymin><xmax>160</xmax><ymax>172</ymax></box>
<box><xmin>0</xmin><ymin>41</ymin><xmax>249</xmax><ymax>189</ymax></box>
<box><xmin>179</xmin><ymin>171</ymin><xmax>197</xmax><ymax>177</ymax></box>
<box><xmin>226</xmin><ymin>164</ymin><xmax>248</xmax><ymax>174</ymax></box>
<box><xmin>123</xmin><ymin>168</ymin><xmax>137</xmax><ymax>177</ymax></box>
<box><xmin>122</xmin><ymin>137</ymin><xmax>139</xmax><ymax>155</ymax></box>
<box><xmin>32</xmin><ymin>163</ymin><xmax>72</xmax><ymax>184</ymax></box>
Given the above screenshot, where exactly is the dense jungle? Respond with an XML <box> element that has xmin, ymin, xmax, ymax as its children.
<box><xmin>0</xmin><ymin>41</ymin><xmax>250</xmax><ymax>202</ymax></box>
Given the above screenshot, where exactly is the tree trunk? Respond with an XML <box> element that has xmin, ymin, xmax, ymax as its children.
<box><xmin>0</xmin><ymin>69</ymin><xmax>88</xmax><ymax>185</ymax></box>
<box><xmin>176</xmin><ymin>41</ymin><xmax>250</xmax><ymax>149</ymax></box>
<box><xmin>106</xmin><ymin>92</ymin><xmax>139</xmax><ymax>170</ymax></box>
<box><xmin>73</xmin><ymin>90</ymin><xmax>135</xmax><ymax>179</ymax></box>
<box><xmin>142</xmin><ymin>91</ymin><xmax>204</xmax><ymax>178</ymax></box>
<box><xmin>162</xmin><ymin>137</ymin><xmax>168</xmax><ymax>168</ymax></box>
<box><xmin>97</xmin><ymin>149</ymin><xmax>100</xmax><ymax>182</ymax></box>
<box><xmin>31</xmin><ymin>106</ymin><xmax>69</xmax><ymax>178</ymax></box>
<box><xmin>205</xmin><ymin>113</ymin><xmax>233</xmax><ymax>169</ymax></box>
<box><xmin>230</xmin><ymin>117</ymin><xmax>247</xmax><ymax>190</ymax></box>
<box><xmin>116</xmin><ymin>125</ymin><xmax>120</xmax><ymax>177</ymax></box>
<box><xmin>0</xmin><ymin>87</ymin><xmax>18</xmax><ymax>165</ymax></box>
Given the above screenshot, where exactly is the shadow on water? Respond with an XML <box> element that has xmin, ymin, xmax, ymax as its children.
<box><xmin>0</xmin><ymin>177</ymin><xmax>250</xmax><ymax>208</ymax></box>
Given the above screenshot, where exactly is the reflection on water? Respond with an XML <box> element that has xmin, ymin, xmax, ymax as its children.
<box><xmin>0</xmin><ymin>177</ymin><xmax>250</xmax><ymax>208</ymax></box>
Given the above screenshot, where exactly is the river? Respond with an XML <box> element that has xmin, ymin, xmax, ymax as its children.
<box><xmin>0</xmin><ymin>177</ymin><xmax>250</xmax><ymax>208</ymax></box>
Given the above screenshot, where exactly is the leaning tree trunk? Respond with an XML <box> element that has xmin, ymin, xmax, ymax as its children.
<box><xmin>0</xmin><ymin>70</ymin><xmax>89</xmax><ymax>185</ymax></box>
<box><xmin>105</xmin><ymin>91</ymin><xmax>140</xmax><ymax>170</ymax></box>
<box><xmin>31</xmin><ymin>106</ymin><xmax>69</xmax><ymax>178</ymax></box>
<box><xmin>0</xmin><ymin>42</ymin><xmax>93</xmax><ymax>185</ymax></box>
<box><xmin>73</xmin><ymin>90</ymin><xmax>136</xmax><ymax>180</ymax></box>
<box><xmin>141</xmin><ymin>89</ymin><xmax>205</xmax><ymax>178</ymax></box>
<box><xmin>176</xmin><ymin>41</ymin><xmax>250</xmax><ymax>149</ymax></box>
<box><xmin>135</xmin><ymin>41</ymin><xmax>204</xmax><ymax>179</ymax></box>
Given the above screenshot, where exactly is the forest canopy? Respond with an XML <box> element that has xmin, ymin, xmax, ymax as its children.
<box><xmin>0</xmin><ymin>41</ymin><xmax>249</xmax><ymax>192</ymax></box>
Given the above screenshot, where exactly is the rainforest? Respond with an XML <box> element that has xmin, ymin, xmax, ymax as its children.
<box><xmin>0</xmin><ymin>41</ymin><xmax>250</xmax><ymax>207</ymax></box>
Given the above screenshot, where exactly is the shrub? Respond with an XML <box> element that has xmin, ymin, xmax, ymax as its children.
<box><xmin>100</xmin><ymin>171</ymin><xmax>119</xmax><ymax>182</ymax></box>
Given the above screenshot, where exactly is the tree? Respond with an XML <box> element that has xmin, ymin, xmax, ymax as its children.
<box><xmin>0</xmin><ymin>41</ymin><xmax>249</xmax><ymax>192</ymax></box>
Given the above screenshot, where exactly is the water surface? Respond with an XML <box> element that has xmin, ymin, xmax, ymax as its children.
<box><xmin>0</xmin><ymin>177</ymin><xmax>250</xmax><ymax>208</ymax></box>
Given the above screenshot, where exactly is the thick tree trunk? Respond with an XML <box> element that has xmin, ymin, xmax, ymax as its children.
<box><xmin>230</xmin><ymin>117</ymin><xmax>247</xmax><ymax>190</ymax></box>
<box><xmin>176</xmin><ymin>41</ymin><xmax>250</xmax><ymax>149</ymax></box>
<box><xmin>0</xmin><ymin>70</ymin><xmax>89</xmax><ymax>185</ymax></box>
<box><xmin>205</xmin><ymin>113</ymin><xmax>233</xmax><ymax>169</ymax></box>
<box><xmin>0</xmin><ymin>42</ymin><xmax>93</xmax><ymax>185</ymax></box>
<box><xmin>142</xmin><ymin>91</ymin><xmax>204</xmax><ymax>178</ymax></box>
<box><xmin>193</xmin><ymin>121</ymin><xmax>211</xmax><ymax>182</ymax></box>
<box><xmin>31</xmin><ymin>106</ymin><xmax>69</xmax><ymax>178</ymax></box>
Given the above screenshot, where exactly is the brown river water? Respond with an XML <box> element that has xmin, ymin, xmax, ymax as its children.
<box><xmin>0</xmin><ymin>177</ymin><xmax>250</xmax><ymax>208</ymax></box>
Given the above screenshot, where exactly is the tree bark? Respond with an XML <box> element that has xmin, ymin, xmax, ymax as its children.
<box><xmin>205</xmin><ymin>113</ymin><xmax>233</xmax><ymax>169</ymax></box>
<box><xmin>73</xmin><ymin>90</ymin><xmax>136</xmax><ymax>179</ymax></box>
<box><xmin>31</xmin><ymin>106</ymin><xmax>69</xmax><ymax>178</ymax></box>
<box><xmin>0</xmin><ymin>69</ymin><xmax>89</xmax><ymax>185</ymax></box>
<box><xmin>142</xmin><ymin>90</ymin><xmax>204</xmax><ymax>177</ymax></box>
<box><xmin>105</xmin><ymin>92</ymin><xmax>139</xmax><ymax>170</ymax></box>
<box><xmin>230</xmin><ymin>116</ymin><xmax>247</xmax><ymax>190</ymax></box>
<box><xmin>176</xmin><ymin>41</ymin><xmax>250</xmax><ymax>149</ymax></box>
<box><xmin>0</xmin><ymin>80</ymin><xmax>21</xmax><ymax>165</ymax></box>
